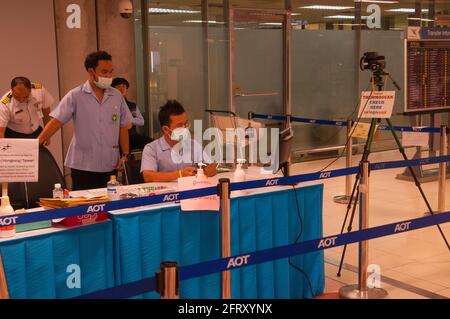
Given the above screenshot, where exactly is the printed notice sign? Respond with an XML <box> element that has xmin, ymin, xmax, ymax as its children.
<box><xmin>0</xmin><ymin>139</ymin><xmax>39</xmax><ymax>182</ymax></box>
<box><xmin>358</xmin><ymin>91</ymin><xmax>396</xmax><ymax>119</ymax></box>
<box><xmin>178</xmin><ymin>176</ymin><xmax>220</xmax><ymax>212</ymax></box>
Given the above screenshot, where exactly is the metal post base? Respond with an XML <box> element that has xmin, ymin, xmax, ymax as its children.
<box><xmin>333</xmin><ymin>195</ymin><xmax>357</xmax><ymax>204</ymax></box>
<box><xmin>339</xmin><ymin>285</ymin><xmax>388</xmax><ymax>299</ymax></box>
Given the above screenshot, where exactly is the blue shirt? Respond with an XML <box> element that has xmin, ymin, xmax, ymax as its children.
<box><xmin>141</xmin><ymin>136</ymin><xmax>211</xmax><ymax>173</ymax></box>
<box><xmin>50</xmin><ymin>81</ymin><xmax>132</xmax><ymax>172</ymax></box>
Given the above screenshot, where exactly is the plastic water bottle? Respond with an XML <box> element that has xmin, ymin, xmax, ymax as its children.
<box><xmin>53</xmin><ymin>183</ymin><xmax>64</xmax><ymax>199</ymax></box>
<box><xmin>107</xmin><ymin>176</ymin><xmax>121</xmax><ymax>201</ymax></box>
<box><xmin>0</xmin><ymin>196</ymin><xmax>16</xmax><ymax>238</ymax></box>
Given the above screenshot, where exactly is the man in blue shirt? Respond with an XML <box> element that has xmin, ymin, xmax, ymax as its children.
<box><xmin>112</xmin><ymin>77</ymin><xmax>153</xmax><ymax>150</ymax></box>
<box><xmin>38</xmin><ymin>51</ymin><xmax>132</xmax><ymax>190</ymax></box>
<box><xmin>141</xmin><ymin>100</ymin><xmax>217</xmax><ymax>182</ymax></box>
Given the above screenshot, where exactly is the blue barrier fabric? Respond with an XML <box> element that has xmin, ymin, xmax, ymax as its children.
<box><xmin>110</xmin><ymin>185</ymin><xmax>324</xmax><ymax>299</ymax></box>
<box><xmin>76</xmin><ymin>211</ymin><xmax>450</xmax><ymax>299</ymax></box>
<box><xmin>251</xmin><ymin>113</ymin><xmax>441</xmax><ymax>133</ymax></box>
<box><xmin>229</xmin><ymin>185</ymin><xmax>324</xmax><ymax>299</ymax></box>
<box><xmin>0</xmin><ymin>221</ymin><xmax>114</xmax><ymax>299</ymax></box>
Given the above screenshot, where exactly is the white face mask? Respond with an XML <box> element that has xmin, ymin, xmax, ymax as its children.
<box><xmin>94</xmin><ymin>76</ymin><xmax>113</xmax><ymax>89</ymax></box>
<box><xmin>170</xmin><ymin>127</ymin><xmax>190</xmax><ymax>142</ymax></box>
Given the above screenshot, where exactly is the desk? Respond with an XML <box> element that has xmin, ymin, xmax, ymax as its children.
<box><xmin>0</xmin><ymin>221</ymin><xmax>114</xmax><ymax>299</ymax></box>
<box><xmin>110</xmin><ymin>183</ymin><xmax>325</xmax><ymax>299</ymax></box>
<box><xmin>0</xmin><ymin>167</ymin><xmax>324</xmax><ymax>299</ymax></box>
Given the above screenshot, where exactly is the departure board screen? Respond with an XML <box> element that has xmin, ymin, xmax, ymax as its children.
<box><xmin>406</xmin><ymin>41</ymin><xmax>450</xmax><ymax>113</ymax></box>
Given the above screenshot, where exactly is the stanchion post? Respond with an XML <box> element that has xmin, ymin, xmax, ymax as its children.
<box><xmin>0</xmin><ymin>255</ymin><xmax>9</xmax><ymax>299</ymax></box>
<box><xmin>218</xmin><ymin>178</ymin><xmax>231</xmax><ymax>299</ymax></box>
<box><xmin>156</xmin><ymin>262</ymin><xmax>179</xmax><ymax>299</ymax></box>
<box><xmin>334</xmin><ymin>120</ymin><xmax>354</xmax><ymax>204</ymax></box>
<box><xmin>339</xmin><ymin>161</ymin><xmax>388</xmax><ymax>299</ymax></box>
<box><xmin>438</xmin><ymin>126</ymin><xmax>447</xmax><ymax>213</ymax></box>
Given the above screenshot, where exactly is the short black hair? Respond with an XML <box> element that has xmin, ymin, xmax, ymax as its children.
<box><xmin>159</xmin><ymin>100</ymin><xmax>185</xmax><ymax>127</ymax></box>
<box><xmin>84</xmin><ymin>51</ymin><xmax>112</xmax><ymax>71</ymax></box>
<box><xmin>112</xmin><ymin>77</ymin><xmax>130</xmax><ymax>89</ymax></box>
<box><xmin>11</xmin><ymin>76</ymin><xmax>31</xmax><ymax>89</ymax></box>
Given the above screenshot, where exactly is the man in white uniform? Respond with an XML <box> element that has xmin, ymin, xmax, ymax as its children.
<box><xmin>0</xmin><ymin>77</ymin><xmax>54</xmax><ymax>143</ymax></box>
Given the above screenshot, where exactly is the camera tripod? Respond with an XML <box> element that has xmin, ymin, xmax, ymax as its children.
<box><xmin>336</xmin><ymin>68</ymin><xmax>450</xmax><ymax>278</ymax></box>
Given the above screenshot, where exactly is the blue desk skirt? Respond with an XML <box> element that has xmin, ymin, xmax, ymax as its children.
<box><xmin>112</xmin><ymin>184</ymin><xmax>325</xmax><ymax>299</ymax></box>
<box><xmin>0</xmin><ymin>221</ymin><xmax>114</xmax><ymax>299</ymax></box>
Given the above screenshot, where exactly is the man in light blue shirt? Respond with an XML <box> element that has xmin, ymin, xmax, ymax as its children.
<box><xmin>141</xmin><ymin>100</ymin><xmax>217</xmax><ymax>182</ymax></box>
<box><xmin>38</xmin><ymin>51</ymin><xmax>132</xmax><ymax>190</ymax></box>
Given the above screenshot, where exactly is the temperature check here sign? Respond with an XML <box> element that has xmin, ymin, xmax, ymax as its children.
<box><xmin>358</xmin><ymin>91</ymin><xmax>396</xmax><ymax>119</ymax></box>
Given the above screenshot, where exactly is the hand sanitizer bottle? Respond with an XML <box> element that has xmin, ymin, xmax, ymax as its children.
<box><xmin>196</xmin><ymin>162</ymin><xmax>208</xmax><ymax>182</ymax></box>
<box><xmin>0</xmin><ymin>196</ymin><xmax>16</xmax><ymax>238</ymax></box>
<box><xmin>233</xmin><ymin>159</ymin><xmax>247</xmax><ymax>196</ymax></box>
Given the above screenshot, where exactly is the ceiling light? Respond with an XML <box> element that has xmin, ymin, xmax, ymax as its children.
<box><xmin>385</xmin><ymin>8</ymin><xmax>429</xmax><ymax>13</ymax></box>
<box><xmin>299</xmin><ymin>5</ymin><xmax>354</xmax><ymax>10</ymax></box>
<box><xmin>354</xmin><ymin>1</ymin><xmax>399</xmax><ymax>3</ymax></box>
<box><xmin>325</xmin><ymin>15</ymin><xmax>369</xmax><ymax>20</ymax></box>
<box><xmin>149</xmin><ymin>8</ymin><xmax>200</xmax><ymax>14</ymax></box>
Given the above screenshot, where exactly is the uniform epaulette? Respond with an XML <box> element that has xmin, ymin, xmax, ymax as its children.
<box><xmin>1</xmin><ymin>93</ymin><xmax>12</xmax><ymax>105</ymax></box>
<box><xmin>32</xmin><ymin>83</ymin><xmax>42</xmax><ymax>89</ymax></box>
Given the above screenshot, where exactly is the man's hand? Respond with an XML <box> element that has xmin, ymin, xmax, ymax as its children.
<box><xmin>43</xmin><ymin>137</ymin><xmax>51</xmax><ymax>147</ymax></box>
<box><xmin>180</xmin><ymin>166</ymin><xmax>196</xmax><ymax>177</ymax></box>
<box><xmin>116</xmin><ymin>154</ymin><xmax>129</xmax><ymax>171</ymax></box>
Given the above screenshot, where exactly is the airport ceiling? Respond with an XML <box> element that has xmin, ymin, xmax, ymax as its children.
<box><xmin>147</xmin><ymin>0</ymin><xmax>450</xmax><ymax>26</ymax></box>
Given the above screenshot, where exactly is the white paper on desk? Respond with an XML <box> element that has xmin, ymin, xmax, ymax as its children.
<box><xmin>178</xmin><ymin>176</ymin><xmax>220</xmax><ymax>212</ymax></box>
<box><xmin>0</xmin><ymin>138</ymin><xmax>38</xmax><ymax>182</ymax></box>
<box><xmin>402</xmin><ymin>131</ymin><xmax>429</xmax><ymax>147</ymax></box>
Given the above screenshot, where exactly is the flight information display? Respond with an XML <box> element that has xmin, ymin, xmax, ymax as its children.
<box><xmin>406</xmin><ymin>40</ymin><xmax>450</xmax><ymax>113</ymax></box>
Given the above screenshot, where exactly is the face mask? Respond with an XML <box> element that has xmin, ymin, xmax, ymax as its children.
<box><xmin>94</xmin><ymin>76</ymin><xmax>113</xmax><ymax>89</ymax></box>
<box><xmin>170</xmin><ymin>127</ymin><xmax>190</xmax><ymax>142</ymax></box>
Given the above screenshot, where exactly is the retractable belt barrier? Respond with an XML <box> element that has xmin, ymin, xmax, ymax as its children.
<box><xmin>75</xmin><ymin>211</ymin><xmax>450</xmax><ymax>299</ymax></box>
<box><xmin>250</xmin><ymin>113</ymin><xmax>442</xmax><ymax>134</ymax></box>
<box><xmin>1</xmin><ymin>155</ymin><xmax>450</xmax><ymax>228</ymax></box>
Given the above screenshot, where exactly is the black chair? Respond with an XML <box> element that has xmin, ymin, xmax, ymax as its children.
<box><xmin>123</xmin><ymin>159</ymin><xmax>144</xmax><ymax>185</ymax></box>
<box><xmin>8</xmin><ymin>146</ymin><xmax>66</xmax><ymax>210</ymax></box>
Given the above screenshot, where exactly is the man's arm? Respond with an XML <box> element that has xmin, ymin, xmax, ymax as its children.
<box><xmin>42</xmin><ymin>108</ymin><xmax>52</xmax><ymax>126</ymax></box>
<box><xmin>119</xmin><ymin>126</ymin><xmax>130</xmax><ymax>155</ymax></box>
<box><xmin>132</xmin><ymin>107</ymin><xmax>145</xmax><ymax>127</ymax></box>
<box><xmin>38</xmin><ymin>118</ymin><xmax>63</xmax><ymax>145</ymax></box>
<box><xmin>205</xmin><ymin>163</ymin><xmax>217</xmax><ymax>177</ymax></box>
<box><xmin>142</xmin><ymin>167</ymin><xmax>196</xmax><ymax>183</ymax></box>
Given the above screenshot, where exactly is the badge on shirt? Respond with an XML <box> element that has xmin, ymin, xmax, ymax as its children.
<box><xmin>112</xmin><ymin>114</ymin><xmax>118</xmax><ymax>122</ymax></box>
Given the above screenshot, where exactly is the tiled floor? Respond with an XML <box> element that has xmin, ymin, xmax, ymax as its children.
<box><xmin>290</xmin><ymin>147</ymin><xmax>450</xmax><ymax>299</ymax></box>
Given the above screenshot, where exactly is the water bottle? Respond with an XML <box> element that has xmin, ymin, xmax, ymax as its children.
<box><xmin>107</xmin><ymin>175</ymin><xmax>121</xmax><ymax>201</ymax></box>
<box><xmin>53</xmin><ymin>183</ymin><xmax>64</xmax><ymax>199</ymax></box>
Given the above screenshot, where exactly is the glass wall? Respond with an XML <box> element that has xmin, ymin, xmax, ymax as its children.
<box><xmin>136</xmin><ymin>0</ymin><xmax>450</xmax><ymax>160</ymax></box>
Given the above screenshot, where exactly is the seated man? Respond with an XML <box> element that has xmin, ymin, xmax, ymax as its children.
<box><xmin>141</xmin><ymin>100</ymin><xmax>216</xmax><ymax>182</ymax></box>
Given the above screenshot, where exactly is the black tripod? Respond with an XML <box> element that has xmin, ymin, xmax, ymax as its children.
<box><xmin>336</xmin><ymin>66</ymin><xmax>450</xmax><ymax>277</ymax></box>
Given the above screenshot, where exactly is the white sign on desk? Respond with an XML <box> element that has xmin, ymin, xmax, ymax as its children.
<box><xmin>0</xmin><ymin>139</ymin><xmax>39</xmax><ymax>182</ymax></box>
<box><xmin>178</xmin><ymin>176</ymin><xmax>220</xmax><ymax>212</ymax></box>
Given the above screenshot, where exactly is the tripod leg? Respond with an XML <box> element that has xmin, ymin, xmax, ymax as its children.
<box><xmin>337</xmin><ymin>189</ymin><xmax>361</xmax><ymax>277</ymax></box>
<box><xmin>337</xmin><ymin>119</ymin><xmax>379</xmax><ymax>276</ymax></box>
<box><xmin>385</xmin><ymin>119</ymin><xmax>450</xmax><ymax>251</ymax></box>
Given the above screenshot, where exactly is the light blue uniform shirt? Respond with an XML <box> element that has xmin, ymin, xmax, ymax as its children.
<box><xmin>141</xmin><ymin>136</ymin><xmax>211</xmax><ymax>173</ymax></box>
<box><xmin>50</xmin><ymin>81</ymin><xmax>132</xmax><ymax>172</ymax></box>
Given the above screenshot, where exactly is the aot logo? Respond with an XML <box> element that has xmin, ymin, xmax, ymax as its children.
<box><xmin>0</xmin><ymin>216</ymin><xmax>18</xmax><ymax>227</ymax></box>
<box><xmin>319</xmin><ymin>172</ymin><xmax>332</xmax><ymax>179</ymax></box>
<box><xmin>87</xmin><ymin>204</ymin><xmax>106</xmax><ymax>213</ymax></box>
<box><xmin>227</xmin><ymin>255</ymin><xmax>251</xmax><ymax>269</ymax></box>
<box><xmin>318</xmin><ymin>236</ymin><xmax>338</xmax><ymax>249</ymax></box>
<box><xmin>394</xmin><ymin>222</ymin><xmax>411</xmax><ymax>233</ymax></box>
<box><xmin>266</xmin><ymin>179</ymin><xmax>279</xmax><ymax>186</ymax></box>
<box><xmin>164</xmin><ymin>193</ymin><xmax>179</xmax><ymax>202</ymax></box>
